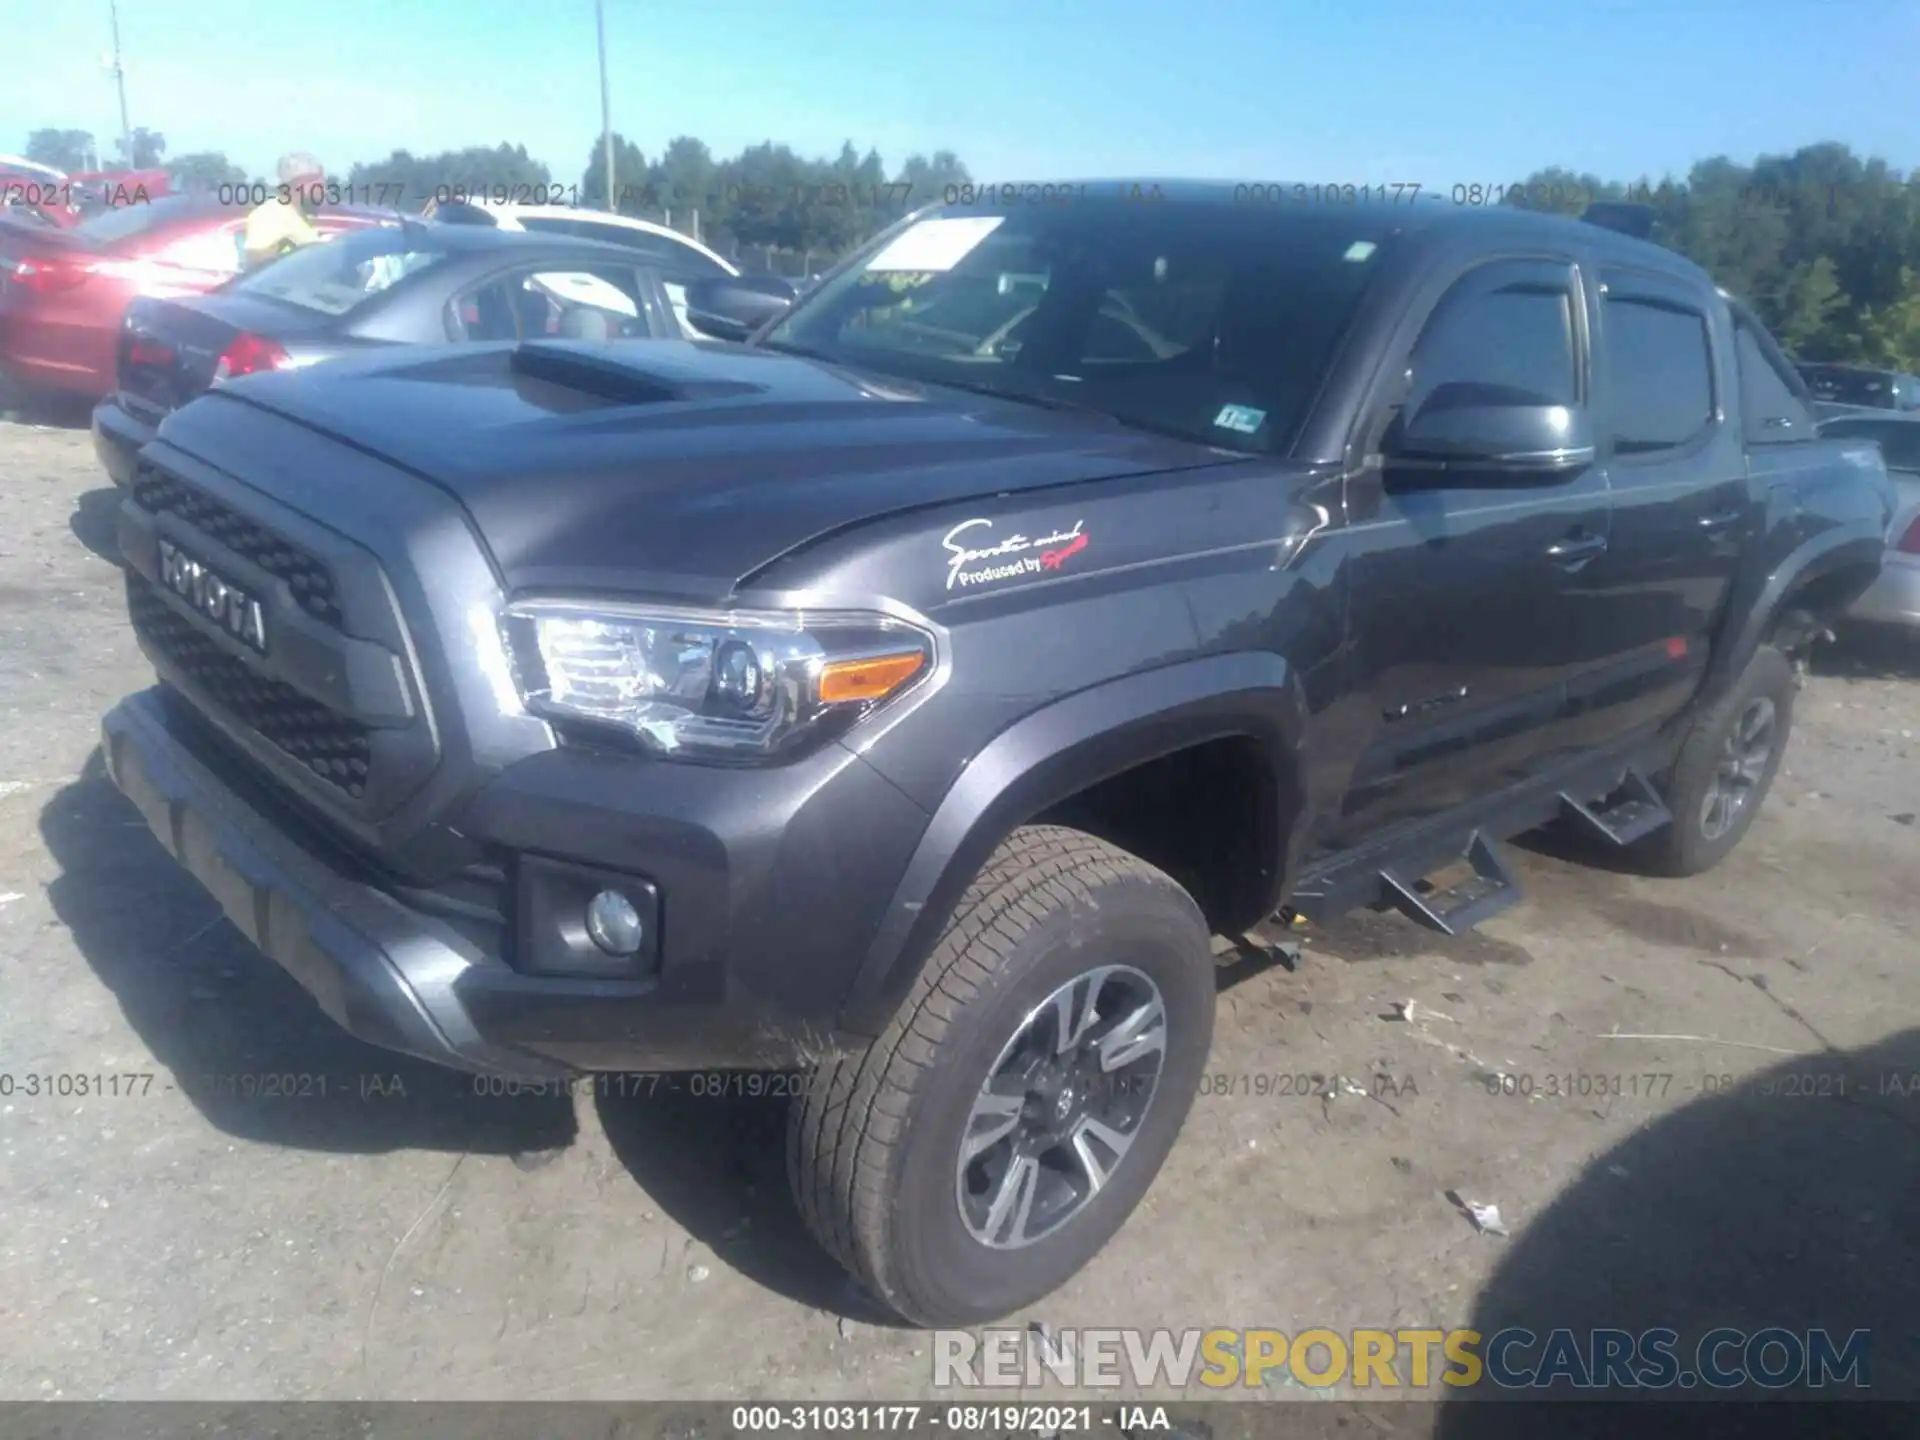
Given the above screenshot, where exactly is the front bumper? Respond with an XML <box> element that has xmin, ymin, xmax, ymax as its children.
<box><xmin>92</xmin><ymin>397</ymin><xmax>155</xmax><ymax>487</ymax></box>
<box><xmin>102</xmin><ymin>688</ymin><xmax>921</xmax><ymax>1078</ymax></box>
<box><xmin>1848</xmin><ymin>552</ymin><xmax>1920</xmax><ymax>628</ymax></box>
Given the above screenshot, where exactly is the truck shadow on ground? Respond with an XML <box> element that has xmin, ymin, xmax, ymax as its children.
<box><xmin>1433</xmin><ymin>1026</ymin><xmax>1920</xmax><ymax>1436</ymax></box>
<box><xmin>40</xmin><ymin>751</ymin><xmax>578</xmax><ymax>1157</ymax></box>
<box><xmin>69</xmin><ymin>485</ymin><xmax>126</xmax><ymax>567</ymax></box>
<box><xmin>592</xmin><ymin>1083</ymin><xmax>904</xmax><ymax>1324</ymax></box>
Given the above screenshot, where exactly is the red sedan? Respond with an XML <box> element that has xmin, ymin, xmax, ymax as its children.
<box><xmin>0</xmin><ymin>194</ymin><xmax>387</xmax><ymax>399</ymax></box>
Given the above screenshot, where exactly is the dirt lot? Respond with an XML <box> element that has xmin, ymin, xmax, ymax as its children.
<box><xmin>0</xmin><ymin>417</ymin><xmax>1916</xmax><ymax>1410</ymax></box>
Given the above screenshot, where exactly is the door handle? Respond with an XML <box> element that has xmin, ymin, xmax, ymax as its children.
<box><xmin>1546</xmin><ymin>531</ymin><xmax>1608</xmax><ymax>565</ymax></box>
<box><xmin>1699</xmin><ymin>508</ymin><xmax>1743</xmax><ymax>532</ymax></box>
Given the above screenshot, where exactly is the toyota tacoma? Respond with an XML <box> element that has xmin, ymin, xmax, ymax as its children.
<box><xmin>99</xmin><ymin>185</ymin><xmax>1892</xmax><ymax>1326</ymax></box>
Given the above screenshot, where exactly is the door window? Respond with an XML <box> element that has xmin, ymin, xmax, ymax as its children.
<box><xmin>450</xmin><ymin>264</ymin><xmax>652</xmax><ymax>342</ymax></box>
<box><xmin>1604</xmin><ymin>296</ymin><xmax>1714</xmax><ymax>453</ymax></box>
<box><xmin>1405</xmin><ymin>275</ymin><xmax>1579</xmax><ymax>416</ymax></box>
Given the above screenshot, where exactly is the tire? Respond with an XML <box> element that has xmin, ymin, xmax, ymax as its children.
<box><xmin>788</xmin><ymin>824</ymin><xmax>1216</xmax><ymax>1327</ymax></box>
<box><xmin>1631</xmin><ymin>645</ymin><xmax>1796</xmax><ymax>877</ymax></box>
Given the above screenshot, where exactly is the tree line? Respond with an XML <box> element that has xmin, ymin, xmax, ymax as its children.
<box><xmin>1509</xmin><ymin>144</ymin><xmax>1920</xmax><ymax>371</ymax></box>
<box><xmin>20</xmin><ymin>125</ymin><xmax>1920</xmax><ymax>369</ymax></box>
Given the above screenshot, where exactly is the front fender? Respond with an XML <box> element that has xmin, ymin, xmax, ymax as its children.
<box><xmin>836</xmin><ymin>651</ymin><xmax>1306</xmax><ymax>1035</ymax></box>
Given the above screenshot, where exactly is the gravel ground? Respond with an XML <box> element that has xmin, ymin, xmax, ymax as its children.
<box><xmin>0</xmin><ymin>417</ymin><xmax>1915</xmax><ymax>1414</ymax></box>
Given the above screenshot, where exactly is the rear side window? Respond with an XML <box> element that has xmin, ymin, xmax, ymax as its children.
<box><xmin>449</xmin><ymin>263</ymin><xmax>654</xmax><ymax>342</ymax></box>
<box><xmin>1732</xmin><ymin>321</ymin><xmax>1815</xmax><ymax>444</ymax></box>
<box><xmin>1605</xmin><ymin>297</ymin><xmax>1714</xmax><ymax>453</ymax></box>
<box><xmin>1406</xmin><ymin>282</ymin><xmax>1578</xmax><ymax>413</ymax></box>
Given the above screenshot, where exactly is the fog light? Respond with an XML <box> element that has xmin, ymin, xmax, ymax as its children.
<box><xmin>585</xmin><ymin>890</ymin><xmax>644</xmax><ymax>956</ymax></box>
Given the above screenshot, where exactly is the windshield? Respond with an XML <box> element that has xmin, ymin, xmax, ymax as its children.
<box><xmin>1799</xmin><ymin>365</ymin><xmax>1900</xmax><ymax>409</ymax></box>
<box><xmin>765</xmin><ymin>198</ymin><xmax>1396</xmax><ymax>453</ymax></box>
<box><xmin>229</xmin><ymin>226</ymin><xmax>445</xmax><ymax>316</ymax></box>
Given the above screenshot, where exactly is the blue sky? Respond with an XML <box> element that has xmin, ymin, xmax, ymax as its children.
<box><xmin>6</xmin><ymin>0</ymin><xmax>1918</xmax><ymax>187</ymax></box>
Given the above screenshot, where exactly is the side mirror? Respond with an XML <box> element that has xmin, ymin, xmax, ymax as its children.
<box><xmin>684</xmin><ymin>275</ymin><xmax>796</xmax><ymax>341</ymax></box>
<box><xmin>1390</xmin><ymin>385</ymin><xmax>1596</xmax><ymax>474</ymax></box>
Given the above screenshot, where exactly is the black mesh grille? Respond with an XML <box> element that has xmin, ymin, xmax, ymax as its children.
<box><xmin>129</xmin><ymin>575</ymin><xmax>370</xmax><ymax>800</ymax></box>
<box><xmin>131</xmin><ymin>467</ymin><xmax>343</xmax><ymax>628</ymax></box>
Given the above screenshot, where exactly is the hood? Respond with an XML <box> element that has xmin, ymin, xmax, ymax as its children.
<box><xmin>212</xmin><ymin>340</ymin><xmax>1243</xmax><ymax>596</ymax></box>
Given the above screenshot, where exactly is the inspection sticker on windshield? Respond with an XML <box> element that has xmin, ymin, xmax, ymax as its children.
<box><xmin>868</xmin><ymin>216</ymin><xmax>1005</xmax><ymax>273</ymax></box>
<box><xmin>1213</xmin><ymin>404</ymin><xmax>1267</xmax><ymax>435</ymax></box>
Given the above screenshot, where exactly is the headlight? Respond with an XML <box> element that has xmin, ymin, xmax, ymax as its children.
<box><xmin>499</xmin><ymin>599</ymin><xmax>935</xmax><ymax>762</ymax></box>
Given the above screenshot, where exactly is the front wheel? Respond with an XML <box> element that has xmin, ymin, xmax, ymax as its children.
<box><xmin>788</xmin><ymin>825</ymin><xmax>1216</xmax><ymax>1327</ymax></box>
<box><xmin>1632</xmin><ymin>644</ymin><xmax>1796</xmax><ymax>877</ymax></box>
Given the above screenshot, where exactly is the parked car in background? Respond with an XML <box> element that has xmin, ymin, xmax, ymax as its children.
<box><xmin>421</xmin><ymin>197</ymin><xmax>740</xmax><ymax>334</ymax></box>
<box><xmin>92</xmin><ymin>222</ymin><xmax>685</xmax><ymax>485</ymax></box>
<box><xmin>1818</xmin><ymin>412</ymin><xmax>1920</xmax><ymax>631</ymax></box>
<box><xmin>1798</xmin><ymin>361</ymin><xmax>1920</xmax><ymax>417</ymax></box>
<box><xmin>0</xmin><ymin>156</ymin><xmax>78</xmax><ymax>229</ymax></box>
<box><xmin>1</xmin><ymin>195</ymin><xmax>389</xmax><ymax>400</ymax></box>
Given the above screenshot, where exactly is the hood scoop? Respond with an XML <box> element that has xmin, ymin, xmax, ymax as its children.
<box><xmin>510</xmin><ymin>341</ymin><xmax>763</xmax><ymax>408</ymax></box>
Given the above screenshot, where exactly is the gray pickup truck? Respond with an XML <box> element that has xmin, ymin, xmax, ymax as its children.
<box><xmin>99</xmin><ymin>186</ymin><xmax>1891</xmax><ymax>1325</ymax></box>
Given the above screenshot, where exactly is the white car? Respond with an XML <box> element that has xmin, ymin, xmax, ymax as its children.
<box><xmin>420</xmin><ymin>198</ymin><xmax>738</xmax><ymax>337</ymax></box>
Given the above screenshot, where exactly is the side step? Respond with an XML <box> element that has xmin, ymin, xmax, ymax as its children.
<box><xmin>1559</xmin><ymin>766</ymin><xmax>1673</xmax><ymax>847</ymax></box>
<box><xmin>1377</xmin><ymin>831</ymin><xmax>1519</xmax><ymax>936</ymax></box>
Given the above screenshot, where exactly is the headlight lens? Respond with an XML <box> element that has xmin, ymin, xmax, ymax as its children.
<box><xmin>500</xmin><ymin>599</ymin><xmax>935</xmax><ymax>762</ymax></box>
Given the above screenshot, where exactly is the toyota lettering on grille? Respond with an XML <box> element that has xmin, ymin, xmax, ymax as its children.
<box><xmin>157</xmin><ymin>537</ymin><xmax>267</xmax><ymax>653</ymax></box>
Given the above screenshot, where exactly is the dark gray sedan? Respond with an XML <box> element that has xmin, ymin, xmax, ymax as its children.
<box><xmin>92</xmin><ymin>222</ymin><xmax>686</xmax><ymax>486</ymax></box>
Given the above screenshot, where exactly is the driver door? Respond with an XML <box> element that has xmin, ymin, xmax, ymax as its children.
<box><xmin>1335</xmin><ymin>256</ymin><xmax>1613</xmax><ymax>840</ymax></box>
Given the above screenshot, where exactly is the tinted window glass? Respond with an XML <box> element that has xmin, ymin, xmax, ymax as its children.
<box><xmin>1407</xmin><ymin>281</ymin><xmax>1576</xmax><ymax>413</ymax></box>
<box><xmin>771</xmin><ymin>203</ymin><xmax>1395</xmax><ymax>453</ymax></box>
<box><xmin>1733</xmin><ymin>322</ymin><xmax>1814</xmax><ymax>443</ymax></box>
<box><xmin>1606</xmin><ymin>297</ymin><xmax>1713</xmax><ymax>452</ymax></box>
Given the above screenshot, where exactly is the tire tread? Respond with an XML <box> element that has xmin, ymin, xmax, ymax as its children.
<box><xmin>787</xmin><ymin>825</ymin><xmax>1191</xmax><ymax>1319</ymax></box>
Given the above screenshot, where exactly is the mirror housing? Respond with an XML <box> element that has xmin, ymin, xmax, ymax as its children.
<box><xmin>1389</xmin><ymin>391</ymin><xmax>1596</xmax><ymax>474</ymax></box>
<box><xmin>684</xmin><ymin>275</ymin><xmax>796</xmax><ymax>341</ymax></box>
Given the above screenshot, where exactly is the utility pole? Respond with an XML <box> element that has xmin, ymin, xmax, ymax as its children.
<box><xmin>107</xmin><ymin>0</ymin><xmax>133</xmax><ymax>167</ymax></box>
<box><xmin>596</xmin><ymin>0</ymin><xmax>615</xmax><ymax>210</ymax></box>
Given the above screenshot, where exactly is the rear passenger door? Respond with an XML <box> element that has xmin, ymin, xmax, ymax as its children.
<box><xmin>1568</xmin><ymin>268</ymin><xmax>1750</xmax><ymax>740</ymax></box>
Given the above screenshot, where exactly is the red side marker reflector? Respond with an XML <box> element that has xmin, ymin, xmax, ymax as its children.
<box><xmin>1666</xmin><ymin>637</ymin><xmax>1688</xmax><ymax>659</ymax></box>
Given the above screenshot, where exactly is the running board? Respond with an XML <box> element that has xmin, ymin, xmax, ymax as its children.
<box><xmin>1286</xmin><ymin>726</ymin><xmax>1676</xmax><ymax>932</ymax></box>
<box><xmin>1558</xmin><ymin>766</ymin><xmax>1673</xmax><ymax>847</ymax></box>
<box><xmin>1378</xmin><ymin>831</ymin><xmax>1520</xmax><ymax>936</ymax></box>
